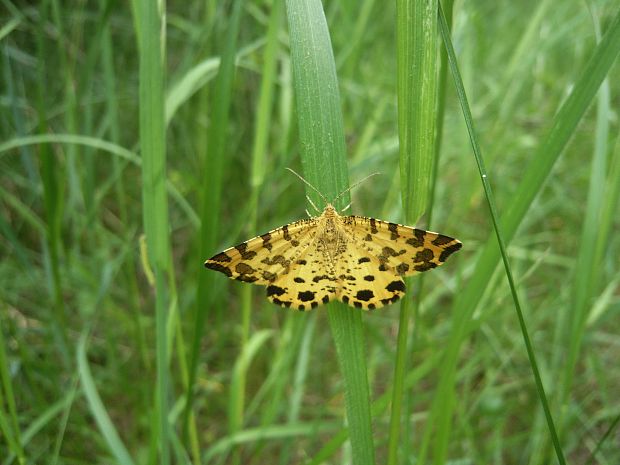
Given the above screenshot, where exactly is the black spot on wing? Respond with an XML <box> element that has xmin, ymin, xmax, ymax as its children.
<box><xmin>298</xmin><ymin>291</ymin><xmax>315</xmax><ymax>302</ymax></box>
<box><xmin>267</xmin><ymin>285</ymin><xmax>286</xmax><ymax>297</ymax></box>
<box><xmin>358</xmin><ymin>257</ymin><xmax>371</xmax><ymax>264</ymax></box>
<box><xmin>439</xmin><ymin>242</ymin><xmax>462</xmax><ymax>262</ymax></box>
<box><xmin>282</xmin><ymin>225</ymin><xmax>291</xmax><ymax>241</ymax></box>
<box><xmin>235</xmin><ymin>263</ymin><xmax>255</xmax><ymax>274</ymax></box>
<box><xmin>406</xmin><ymin>229</ymin><xmax>426</xmax><ymax>248</ymax></box>
<box><xmin>432</xmin><ymin>234</ymin><xmax>454</xmax><ymax>246</ymax></box>
<box><xmin>414</xmin><ymin>262</ymin><xmax>437</xmax><ymax>272</ymax></box>
<box><xmin>396</xmin><ymin>263</ymin><xmax>409</xmax><ymax>275</ymax></box>
<box><xmin>313</xmin><ymin>274</ymin><xmax>334</xmax><ymax>283</ymax></box>
<box><xmin>261</xmin><ymin>232</ymin><xmax>273</xmax><ymax>251</ymax></box>
<box><xmin>369</xmin><ymin>218</ymin><xmax>378</xmax><ymax>234</ymax></box>
<box><xmin>262</xmin><ymin>271</ymin><xmax>277</xmax><ymax>282</ymax></box>
<box><xmin>235</xmin><ymin>243</ymin><xmax>257</xmax><ymax>260</ymax></box>
<box><xmin>294</xmin><ymin>277</ymin><xmax>305</xmax><ymax>283</ymax></box>
<box><xmin>209</xmin><ymin>252</ymin><xmax>232</xmax><ymax>263</ymax></box>
<box><xmin>415</xmin><ymin>248</ymin><xmax>434</xmax><ymax>262</ymax></box>
<box><xmin>364</xmin><ymin>275</ymin><xmax>375</xmax><ymax>281</ymax></box>
<box><xmin>380</xmin><ymin>295</ymin><xmax>401</xmax><ymax>306</ymax></box>
<box><xmin>356</xmin><ymin>290</ymin><xmax>374</xmax><ymax>301</ymax></box>
<box><xmin>205</xmin><ymin>261</ymin><xmax>233</xmax><ymax>277</ymax></box>
<box><xmin>386</xmin><ymin>280</ymin><xmax>405</xmax><ymax>293</ymax></box>
<box><xmin>388</xmin><ymin>222</ymin><xmax>400</xmax><ymax>240</ymax></box>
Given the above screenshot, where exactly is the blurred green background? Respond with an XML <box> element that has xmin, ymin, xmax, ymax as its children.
<box><xmin>1</xmin><ymin>0</ymin><xmax>619</xmax><ymax>464</ymax></box>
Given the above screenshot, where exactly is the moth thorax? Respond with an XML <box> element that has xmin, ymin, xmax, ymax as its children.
<box><xmin>324</xmin><ymin>218</ymin><xmax>337</xmax><ymax>239</ymax></box>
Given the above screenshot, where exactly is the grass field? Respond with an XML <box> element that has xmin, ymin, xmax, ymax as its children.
<box><xmin>1</xmin><ymin>0</ymin><xmax>620</xmax><ymax>464</ymax></box>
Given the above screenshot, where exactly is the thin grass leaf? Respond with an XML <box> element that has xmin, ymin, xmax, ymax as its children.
<box><xmin>77</xmin><ymin>333</ymin><xmax>136</xmax><ymax>465</ymax></box>
<box><xmin>388</xmin><ymin>1</ymin><xmax>438</xmax><ymax>464</ymax></box>
<box><xmin>34</xmin><ymin>0</ymin><xmax>70</xmax><ymax>366</ymax></box>
<box><xmin>204</xmin><ymin>422</ymin><xmax>340</xmax><ymax>462</ymax></box>
<box><xmin>138</xmin><ymin>0</ymin><xmax>171</xmax><ymax>461</ymax></box>
<box><xmin>559</xmin><ymin>5</ymin><xmax>613</xmax><ymax>428</ymax></box>
<box><xmin>0</xmin><ymin>317</ymin><xmax>24</xmax><ymax>463</ymax></box>
<box><xmin>186</xmin><ymin>0</ymin><xmax>246</xmax><ymax>446</ymax></box>
<box><xmin>285</xmin><ymin>1</ymin><xmax>376</xmax><ymax>464</ymax></box>
<box><xmin>1</xmin><ymin>397</ymin><xmax>73</xmax><ymax>465</ymax></box>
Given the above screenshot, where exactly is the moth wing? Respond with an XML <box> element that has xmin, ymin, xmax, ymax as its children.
<box><xmin>265</xmin><ymin>242</ymin><xmax>338</xmax><ymax>311</ymax></box>
<box><xmin>343</xmin><ymin>216</ymin><xmax>462</xmax><ymax>277</ymax></box>
<box><xmin>204</xmin><ymin>219</ymin><xmax>318</xmax><ymax>285</ymax></box>
<box><xmin>333</xmin><ymin>243</ymin><xmax>405</xmax><ymax>310</ymax></box>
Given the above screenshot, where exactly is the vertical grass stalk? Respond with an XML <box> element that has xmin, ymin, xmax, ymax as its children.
<box><xmin>285</xmin><ymin>0</ymin><xmax>376</xmax><ymax>463</ymax></box>
<box><xmin>186</xmin><ymin>0</ymin><xmax>246</xmax><ymax>447</ymax></box>
<box><xmin>388</xmin><ymin>1</ymin><xmax>438</xmax><ymax>464</ymax></box>
<box><xmin>138</xmin><ymin>0</ymin><xmax>171</xmax><ymax>462</ymax></box>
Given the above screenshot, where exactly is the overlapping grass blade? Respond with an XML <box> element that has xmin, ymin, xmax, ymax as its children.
<box><xmin>388</xmin><ymin>1</ymin><xmax>438</xmax><ymax>464</ymax></box>
<box><xmin>186</xmin><ymin>0</ymin><xmax>246</xmax><ymax>447</ymax></box>
<box><xmin>285</xmin><ymin>1</ymin><xmax>376</xmax><ymax>463</ymax></box>
<box><xmin>138</xmin><ymin>0</ymin><xmax>172</xmax><ymax>461</ymax></box>
<box><xmin>77</xmin><ymin>333</ymin><xmax>135</xmax><ymax>465</ymax></box>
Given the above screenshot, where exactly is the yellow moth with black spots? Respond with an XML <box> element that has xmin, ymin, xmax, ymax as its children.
<box><xmin>205</xmin><ymin>170</ymin><xmax>462</xmax><ymax>311</ymax></box>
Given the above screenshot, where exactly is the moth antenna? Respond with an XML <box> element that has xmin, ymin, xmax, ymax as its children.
<box><xmin>306</xmin><ymin>195</ymin><xmax>321</xmax><ymax>214</ymax></box>
<box><xmin>332</xmin><ymin>172</ymin><xmax>381</xmax><ymax>205</ymax></box>
<box><xmin>285</xmin><ymin>167</ymin><xmax>329</xmax><ymax>205</ymax></box>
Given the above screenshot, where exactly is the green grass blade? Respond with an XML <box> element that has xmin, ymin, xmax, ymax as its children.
<box><xmin>285</xmin><ymin>1</ymin><xmax>376</xmax><ymax>464</ymax></box>
<box><xmin>388</xmin><ymin>1</ymin><xmax>438</xmax><ymax>464</ymax></box>
<box><xmin>34</xmin><ymin>0</ymin><xmax>70</xmax><ymax>366</ymax></box>
<box><xmin>186</xmin><ymin>0</ymin><xmax>246</xmax><ymax>448</ymax></box>
<box><xmin>0</xmin><ymin>316</ymin><xmax>24</xmax><ymax>463</ymax></box>
<box><xmin>138</xmin><ymin>0</ymin><xmax>171</xmax><ymax>461</ymax></box>
<box><xmin>204</xmin><ymin>422</ymin><xmax>340</xmax><ymax>462</ymax></box>
<box><xmin>77</xmin><ymin>333</ymin><xmax>136</xmax><ymax>465</ymax></box>
<box><xmin>559</xmin><ymin>6</ymin><xmax>614</xmax><ymax>430</ymax></box>
<box><xmin>230</xmin><ymin>4</ymin><xmax>284</xmax><ymax>458</ymax></box>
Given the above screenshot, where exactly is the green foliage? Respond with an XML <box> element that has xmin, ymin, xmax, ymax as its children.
<box><xmin>1</xmin><ymin>0</ymin><xmax>619</xmax><ymax>464</ymax></box>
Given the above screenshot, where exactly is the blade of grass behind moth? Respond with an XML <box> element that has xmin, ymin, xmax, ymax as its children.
<box><xmin>389</xmin><ymin>1</ymin><xmax>438</xmax><ymax>465</ymax></box>
<box><xmin>138</xmin><ymin>0</ymin><xmax>172</xmax><ymax>461</ymax></box>
<box><xmin>77</xmin><ymin>332</ymin><xmax>136</xmax><ymax>465</ymax></box>
<box><xmin>185</xmin><ymin>0</ymin><xmax>246</xmax><ymax>449</ymax></box>
<box><xmin>422</xmin><ymin>2</ymin><xmax>620</xmax><ymax>463</ymax></box>
<box><xmin>406</xmin><ymin>0</ymin><xmax>454</xmax><ymax>460</ymax></box>
<box><xmin>558</xmin><ymin>5</ymin><xmax>612</xmax><ymax>433</ymax></box>
<box><xmin>0</xmin><ymin>314</ymin><xmax>24</xmax><ymax>462</ymax></box>
<box><xmin>35</xmin><ymin>0</ymin><xmax>70</xmax><ymax>366</ymax></box>
<box><xmin>285</xmin><ymin>1</ymin><xmax>376</xmax><ymax>464</ymax></box>
<box><xmin>231</xmin><ymin>2</ymin><xmax>282</xmax><ymax>461</ymax></box>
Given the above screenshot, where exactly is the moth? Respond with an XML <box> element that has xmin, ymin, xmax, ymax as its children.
<box><xmin>205</xmin><ymin>170</ymin><xmax>461</xmax><ymax>310</ymax></box>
